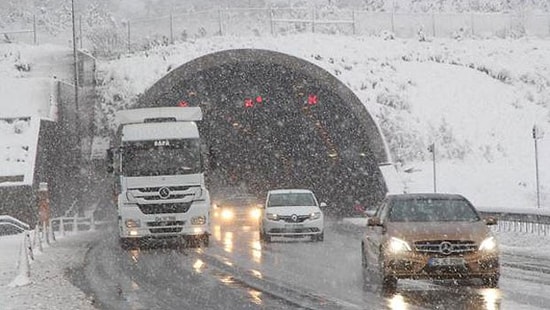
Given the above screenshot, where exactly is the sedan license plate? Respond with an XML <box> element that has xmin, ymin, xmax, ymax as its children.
<box><xmin>284</xmin><ymin>224</ymin><xmax>304</xmax><ymax>229</ymax></box>
<box><xmin>429</xmin><ymin>257</ymin><xmax>465</xmax><ymax>267</ymax></box>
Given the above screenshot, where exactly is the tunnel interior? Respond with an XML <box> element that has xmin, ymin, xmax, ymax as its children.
<box><xmin>137</xmin><ymin>50</ymin><xmax>388</xmax><ymax>215</ymax></box>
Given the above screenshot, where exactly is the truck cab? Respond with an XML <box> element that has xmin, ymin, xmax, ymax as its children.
<box><xmin>109</xmin><ymin>107</ymin><xmax>210</xmax><ymax>248</ymax></box>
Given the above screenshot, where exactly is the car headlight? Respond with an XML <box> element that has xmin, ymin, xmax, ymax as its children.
<box><xmin>479</xmin><ymin>236</ymin><xmax>497</xmax><ymax>251</ymax></box>
<box><xmin>309</xmin><ymin>212</ymin><xmax>321</xmax><ymax>220</ymax></box>
<box><xmin>388</xmin><ymin>237</ymin><xmax>411</xmax><ymax>253</ymax></box>
<box><xmin>221</xmin><ymin>209</ymin><xmax>234</xmax><ymax>220</ymax></box>
<box><xmin>250</xmin><ymin>208</ymin><xmax>262</xmax><ymax>220</ymax></box>
<box><xmin>125</xmin><ymin>219</ymin><xmax>141</xmax><ymax>228</ymax></box>
<box><xmin>266</xmin><ymin>213</ymin><xmax>278</xmax><ymax>221</ymax></box>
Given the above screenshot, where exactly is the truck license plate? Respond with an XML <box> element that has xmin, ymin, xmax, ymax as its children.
<box><xmin>429</xmin><ymin>257</ymin><xmax>465</xmax><ymax>266</ymax></box>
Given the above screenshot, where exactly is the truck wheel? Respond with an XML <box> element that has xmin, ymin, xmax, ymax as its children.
<box><xmin>200</xmin><ymin>234</ymin><xmax>209</xmax><ymax>247</ymax></box>
<box><xmin>120</xmin><ymin>238</ymin><xmax>135</xmax><ymax>250</ymax></box>
<box><xmin>482</xmin><ymin>276</ymin><xmax>499</xmax><ymax>288</ymax></box>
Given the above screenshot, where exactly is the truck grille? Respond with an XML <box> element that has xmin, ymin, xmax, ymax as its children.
<box><xmin>131</xmin><ymin>186</ymin><xmax>198</xmax><ymax>200</ymax></box>
<box><xmin>414</xmin><ymin>240</ymin><xmax>477</xmax><ymax>255</ymax></box>
<box><xmin>138</xmin><ymin>203</ymin><xmax>192</xmax><ymax>214</ymax></box>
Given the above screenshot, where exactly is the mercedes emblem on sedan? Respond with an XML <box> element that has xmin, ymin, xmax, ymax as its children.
<box><xmin>158</xmin><ymin>187</ymin><xmax>171</xmax><ymax>199</ymax></box>
<box><xmin>439</xmin><ymin>241</ymin><xmax>453</xmax><ymax>255</ymax></box>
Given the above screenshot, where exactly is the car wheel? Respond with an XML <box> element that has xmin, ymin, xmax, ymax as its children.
<box><xmin>315</xmin><ymin>232</ymin><xmax>324</xmax><ymax>242</ymax></box>
<box><xmin>481</xmin><ymin>275</ymin><xmax>499</xmax><ymax>288</ymax></box>
<box><xmin>263</xmin><ymin>231</ymin><xmax>271</xmax><ymax>243</ymax></box>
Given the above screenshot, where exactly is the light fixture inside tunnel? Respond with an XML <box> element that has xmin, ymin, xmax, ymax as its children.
<box><xmin>307</xmin><ymin>94</ymin><xmax>318</xmax><ymax>105</ymax></box>
<box><xmin>244</xmin><ymin>96</ymin><xmax>266</xmax><ymax>108</ymax></box>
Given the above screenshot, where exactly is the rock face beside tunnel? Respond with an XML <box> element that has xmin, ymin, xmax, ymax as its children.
<box><xmin>137</xmin><ymin>48</ymin><xmax>390</xmax><ymax>215</ymax></box>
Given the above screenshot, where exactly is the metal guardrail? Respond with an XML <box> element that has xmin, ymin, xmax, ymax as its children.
<box><xmin>481</xmin><ymin>211</ymin><xmax>550</xmax><ymax>236</ymax></box>
<box><xmin>0</xmin><ymin>215</ymin><xmax>31</xmax><ymax>235</ymax></box>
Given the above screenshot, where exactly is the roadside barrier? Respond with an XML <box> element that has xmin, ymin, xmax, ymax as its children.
<box><xmin>481</xmin><ymin>211</ymin><xmax>550</xmax><ymax>236</ymax></box>
<box><xmin>8</xmin><ymin>231</ymin><xmax>32</xmax><ymax>287</ymax></box>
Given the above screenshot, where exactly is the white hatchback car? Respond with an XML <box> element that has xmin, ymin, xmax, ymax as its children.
<box><xmin>259</xmin><ymin>189</ymin><xmax>325</xmax><ymax>242</ymax></box>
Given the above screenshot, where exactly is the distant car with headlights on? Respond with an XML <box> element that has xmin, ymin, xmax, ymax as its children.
<box><xmin>361</xmin><ymin>193</ymin><xmax>499</xmax><ymax>290</ymax></box>
<box><xmin>260</xmin><ymin>189</ymin><xmax>325</xmax><ymax>242</ymax></box>
<box><xmin>212</xmin><ymin>195</ymin><xmax>262</xmax><ymax>226</ymax></box>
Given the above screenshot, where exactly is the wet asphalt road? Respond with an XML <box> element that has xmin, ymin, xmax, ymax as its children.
<box><xmin>72</xmin><ymin>219</ymin><xmax>550</xmax><ymax>309</ymax></box>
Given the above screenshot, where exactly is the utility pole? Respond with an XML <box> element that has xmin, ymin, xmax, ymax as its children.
<box><xmin>428</xmin><ymin>143</ymin><xmax>436</xmax><ymax>193</ymax></box>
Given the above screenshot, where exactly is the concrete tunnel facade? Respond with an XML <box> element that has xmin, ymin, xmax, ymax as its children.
<box><xmin>137</xmin><ymin>49</ymin><xmax>390</xmax><ymax>215</ymax></box>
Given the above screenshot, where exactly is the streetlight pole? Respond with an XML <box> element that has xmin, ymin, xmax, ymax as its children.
<box><xmin>428</xmin><ymin>143</ymin><xmax>436</xmax><ymax>193</ymax></box>
<box><xmin>71</xmin><ymin>0</ymin><xmax>79</xmax><ymax>114</ymax></box>
<box><xmin>533</xmin><ymin>125</ymin><xmax>541</xmax><ymax>208</ymax></box>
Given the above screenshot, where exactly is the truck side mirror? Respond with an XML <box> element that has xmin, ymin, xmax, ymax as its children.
<box><xmin>320</xmin><ymin>202</ymin><xmax>327</xmax><ymax>208</ymax></box>
<box><xmin>106</xmin><ymin>149</ymin><xmax>114</xmax><ymax>173</ymax></box>
<box><xmin>367</xmin><ymin>217</ymin><xmax>382</xmax><ymax>227</ymax></box>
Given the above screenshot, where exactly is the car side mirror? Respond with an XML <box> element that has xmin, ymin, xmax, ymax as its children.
<box><xmin>484</xmin><ymin>216</ymin><xmax>498</xmax><ymax>226</ymax></box>
<box><xmin>367</xmin><ymin>217</ymin><xmax>382</xmax><ymax>227</ymax></box>
<box><xmin>320</xmin><ymin>202</ymin><xmax>327</xmax><ymax>208</ymax></box>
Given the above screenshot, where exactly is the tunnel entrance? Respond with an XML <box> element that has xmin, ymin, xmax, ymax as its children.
<box><xmin>137</xmin><ymin>49</ymin><xmax>389</xmax><ymax>216</ymax></box>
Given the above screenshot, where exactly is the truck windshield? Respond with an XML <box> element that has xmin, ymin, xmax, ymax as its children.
<box><xmin>121</xmin><ymin>139</ymin><xmax>201</xmax><ymax>176</ymax></box>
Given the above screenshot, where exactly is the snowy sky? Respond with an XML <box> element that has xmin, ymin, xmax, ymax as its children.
<box><xmin>1</xmin><ymin>29</ymin><xmax>550</xmax><ymax>208</ymax></box>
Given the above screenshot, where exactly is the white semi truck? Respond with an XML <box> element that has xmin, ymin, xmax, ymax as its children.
<box><xmin>108</xmin><ymin>107</ymin><xmax>210</xmax><ymax>248</ymax></box>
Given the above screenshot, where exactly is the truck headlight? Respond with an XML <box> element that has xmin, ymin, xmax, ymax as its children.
<box><xmin>191</xmin><ymin>216</ymin><xmax>207</xmax><ymax>225</ymax></box>
<box><xmin>479</xmin><ymin>237</ymin><xmax>497</xmax><ymax>251</ymax></box>
<box><xmin>125</xmin><ymin>219</ymin><xmax>141</xmax><ymax>228</ymax></box>
<box><xmin>309</xmin><ymin>212</ymin><xmax>321</xmax><ymax>220</ymax></box>
<box><xmin>388</xmin><ymin>237</ymin><xmax>411</xmax><ymax>253</ymax></box>
<box><xmin>125</xmin><ymin>191</ymin><xmax>136</xmax><ymax>203</ymax></box>
<box><xmin>266</xmin><ymin>213</ymin><xmax>278</xmax><ymax>221</ymax></box>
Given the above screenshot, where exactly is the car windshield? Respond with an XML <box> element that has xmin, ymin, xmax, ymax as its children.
<box><xmin>221</xmin><ymin>197</ymin><xmax>257</xmax><ymax>207</ymax></box>
<box><xmin>267</xmin><ymin>193</ymin><xmax>316</xmax><ymax>207</ymax></box>
<box><xmin>388</xmin><ymin>198</ymin><xmax>481</xmax><ymax>222</ymax></box>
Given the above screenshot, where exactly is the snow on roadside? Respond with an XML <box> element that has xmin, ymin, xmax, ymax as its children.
<box><xmin>0</xmin><ymin>232</ymin><xmax>98</xmax><ymax>310</ymax></box>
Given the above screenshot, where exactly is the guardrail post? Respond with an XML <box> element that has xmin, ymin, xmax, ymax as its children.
<box><xmin>60</xmin><ymin>218</ymin><xmax>65</xmax><ymax>236</ymax></box>
<box><xmin>90</xmin><ymin>213</ymin><xmax>95</xmax><ymax>231</ymax></box>
<box><xmin>352</xmin><ymin>10</ymin><xmax>356</xmax><ymax>35</ymax></box>
<box><xmin>43</xmin><ymin>221</ymin><xmax>50</xmax><ymax>245</ymax></box>
<box><xmin>73</xmin><ymin>215</ymin><xmax>78</xmax><ymax>233</ymax></box>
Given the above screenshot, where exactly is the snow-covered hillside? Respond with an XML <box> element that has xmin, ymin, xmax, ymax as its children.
<box><xmin>96</xmin><ymin>34</ymin><xmax>550</xmax><ymax>211</ymax></box>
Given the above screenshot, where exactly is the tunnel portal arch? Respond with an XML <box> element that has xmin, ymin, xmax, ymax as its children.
<box><xmin>137</xmin><ymin>49</ymin><xmax>390</xmax><ymax>215</ymax></box>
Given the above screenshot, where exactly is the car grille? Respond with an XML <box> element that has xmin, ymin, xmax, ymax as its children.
<box><xmin>414</xmin><ymin>240</ymin><xmax>477</xmax><ymax>255</ymax></box>
<box><xmin>138</xmin><ymin>203</ymin><xmax>192</xmax><ymax>214</ymax></box>
<box><xmin>278</xmin><ymin>215</ymin><xmax>310</xmax><ymax>223</ymax></box>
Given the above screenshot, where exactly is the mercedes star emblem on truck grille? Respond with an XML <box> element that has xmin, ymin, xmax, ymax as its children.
<box><xmin>158</xmin><ymin>187</ymin><xmax>171</xmax><ymax>199</ymax></box>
